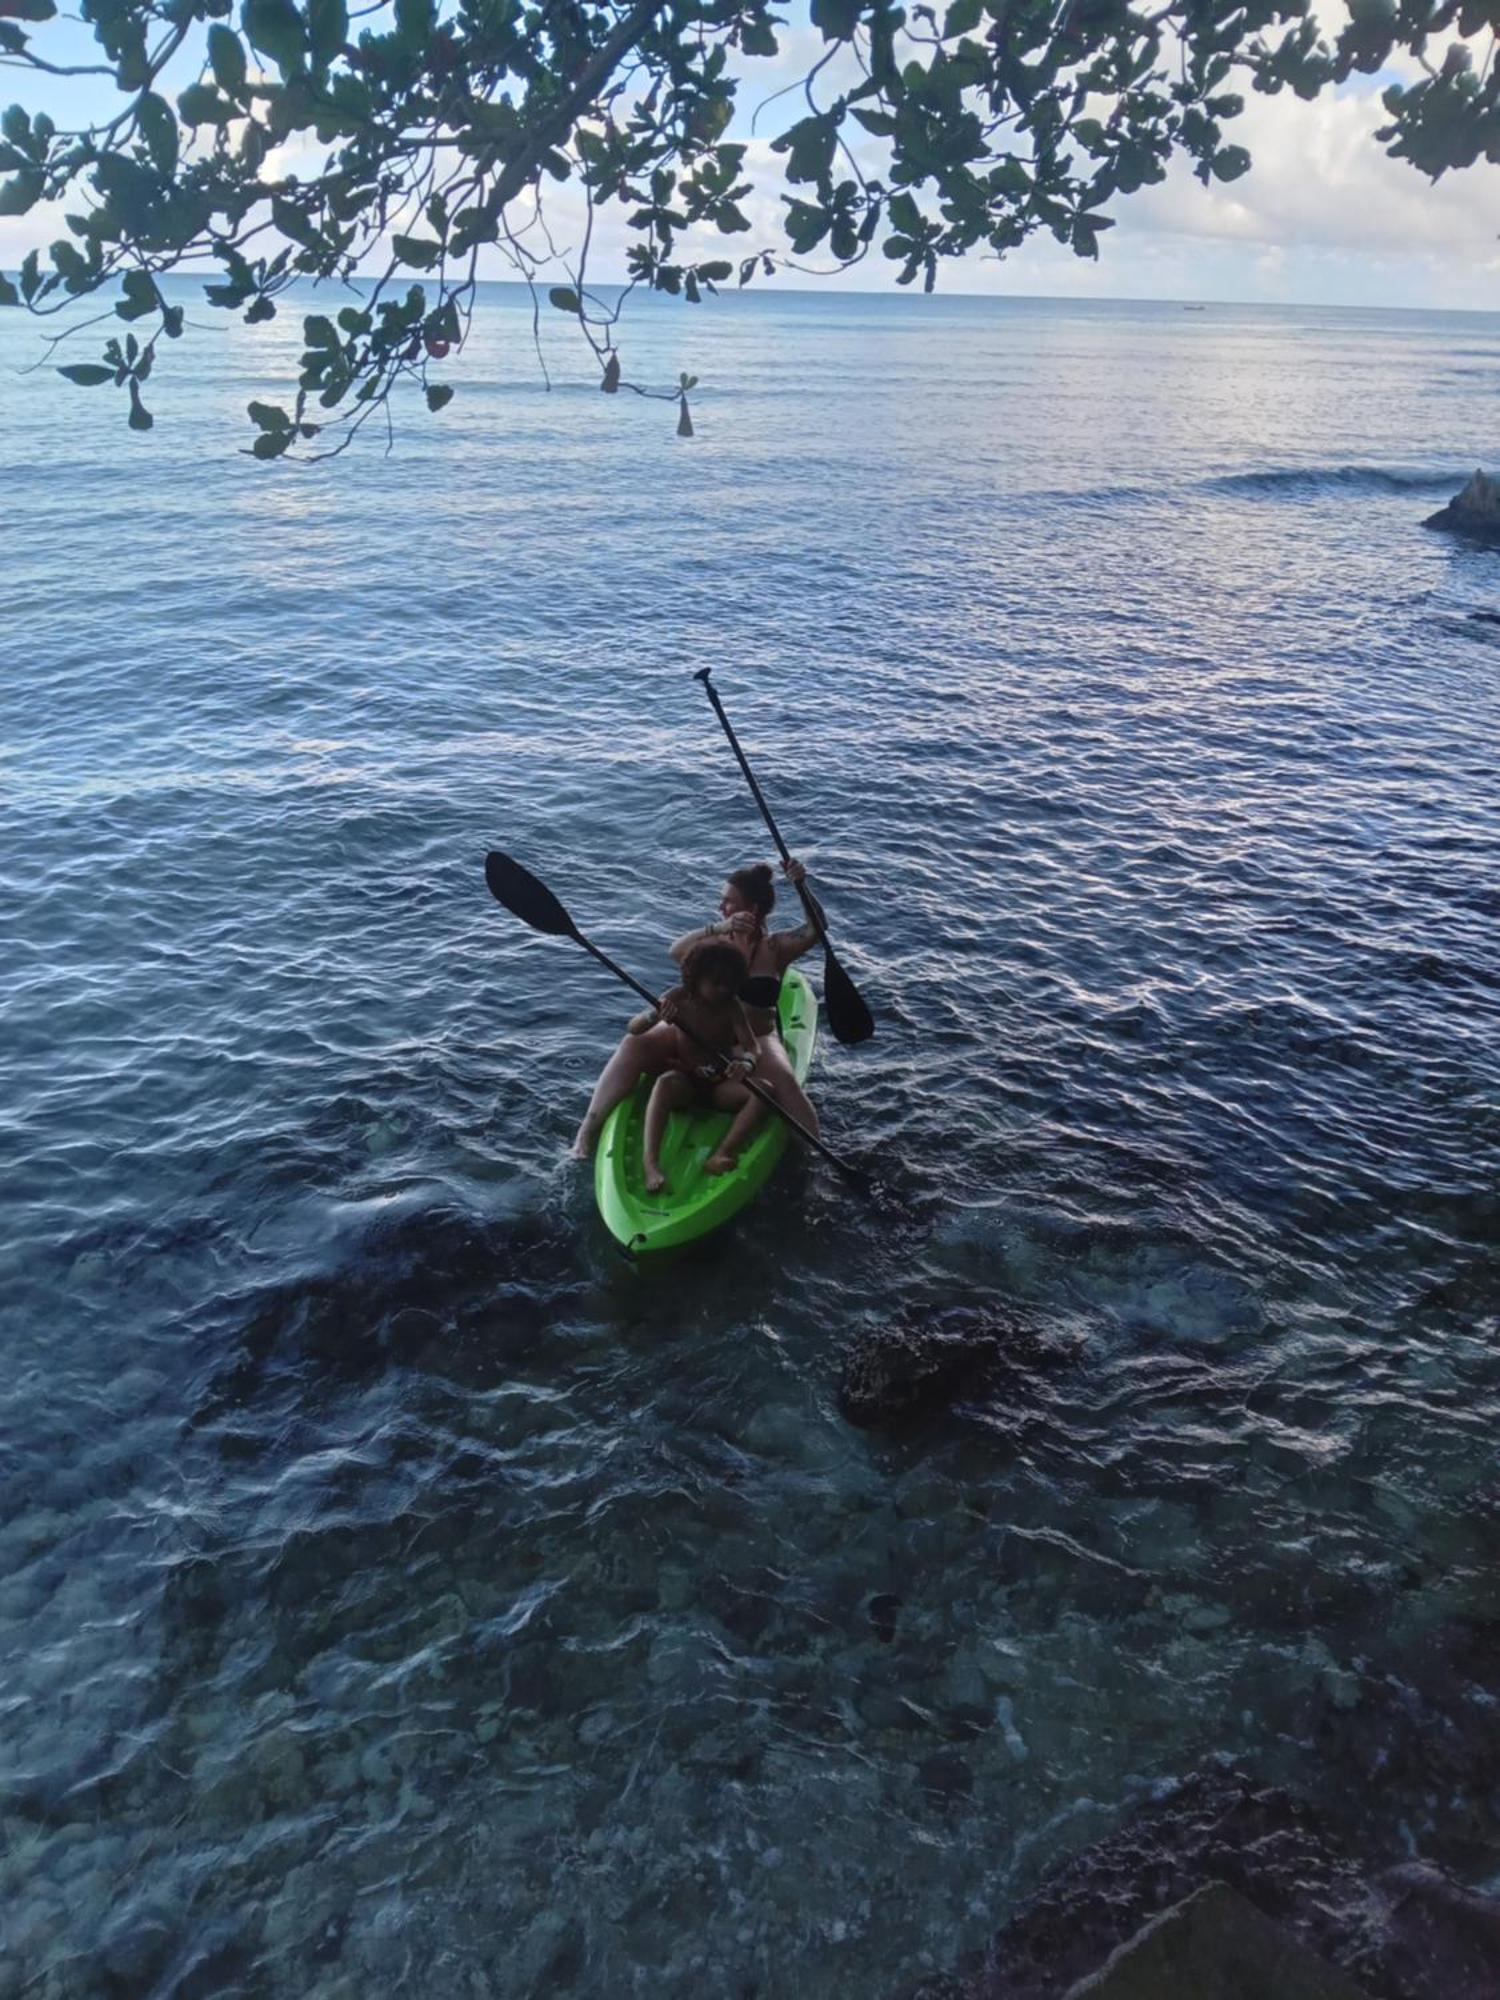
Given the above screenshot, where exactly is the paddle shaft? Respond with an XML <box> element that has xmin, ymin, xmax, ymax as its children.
<box><xmin>693</xmin><ymin>669</ymin><xmax>832</xmax><ymax>947</ymax></box>
<box><xmin>568</xmin><ymin>932</ymin><xmax>867</xmax><ymax>1185</ymax></box>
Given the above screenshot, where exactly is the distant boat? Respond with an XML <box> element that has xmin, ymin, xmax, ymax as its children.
<box><xmin>1183</xmin><ymin>304</ymin><xmax>1207</xmax><ymax>312</ymax></box>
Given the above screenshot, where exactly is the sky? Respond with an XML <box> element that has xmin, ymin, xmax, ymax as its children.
<box><xmin>2</xmin><ymin>6</ymin><xmax>1497</xmax><ymax>313</ymax></box>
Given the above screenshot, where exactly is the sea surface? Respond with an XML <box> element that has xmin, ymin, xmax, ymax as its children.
<box><xmin>3</xmin><ymin>283</ymin><xmax>1499</xmax><ymax>1996</ymax></box>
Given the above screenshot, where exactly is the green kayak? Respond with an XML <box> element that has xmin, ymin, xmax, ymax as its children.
<box><xmin>594</xmin><ymin>968</ymin><xmax>819</xmax><ymax>1255</ymax></box>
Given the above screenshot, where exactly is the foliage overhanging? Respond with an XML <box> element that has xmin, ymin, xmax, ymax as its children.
<box><xmin>0</xmin><ymin>0</ymin><xmax>1492</xmax><ymax>453</ymax></box>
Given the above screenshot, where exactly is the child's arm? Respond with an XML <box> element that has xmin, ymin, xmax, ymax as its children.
<box><xmin>629</xmin><ymin>987</ymin><xmax>683</xmax><ymax>1035</ymax></box>
<box><xmin>724</xmin><ymin>1003</ymin><xmax>761</xmax><ymax>1078</ymax></box>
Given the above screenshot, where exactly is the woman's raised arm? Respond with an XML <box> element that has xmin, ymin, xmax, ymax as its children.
<box><xmin>669</xmin><ymin>923</ymin><xmax>717</xmax><ymax>965</ymax></box>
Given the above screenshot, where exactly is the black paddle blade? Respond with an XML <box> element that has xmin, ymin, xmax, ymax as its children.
<box><xmin>822</xmin><ymin>945</ymin><xmax>876</xmax><ymax>1045</ymax></box>
<box><xmin>484</xmin><ymin>851</ymin><xmax>578</xmax><ymax>939</ymax></box>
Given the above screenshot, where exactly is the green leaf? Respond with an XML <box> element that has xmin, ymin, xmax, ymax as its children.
<box><xmin>391</xmin><ymin>233</ymin><xmax>440</xmax><ymax>269</ymax></box>
<box><xmin>137</xmin><ymin>92</ymin><xmax>178</xmax><ymax>177</ymax></box>
<box><xmin>303</xmin><ymin>312</ymin><xmax>338</xmax><ymax>348</ymax></box>
<box><xmin>425</xmin><ymin>382</ymin><xmax>453</xmax><ymax>411</ymax></box>
<box><xmin>251</xmin><ymin>429</ymin><xmax>291</xmax><ymax>458</ymax></box>
<box><xmin>548</xmin><ymin>286</ymin><xmax>580</xmax><ymax>313</ymax></box>
<box><xmin>242</xmin><ymin>0</ymin><xmax>307</xmax><ymax>76</ymax></box>
<box><xmin>177</xmin><ymin>83</ymin><xmax>235</xmax><ymax>127</ymax></box>
<box><xmin>944</xmin><ymin>0</ymin><xmax>982</xmax><ymax>33</ymax></box>
<box><xmin>50</xmin><ymin>239</ymin><xmax>89</xmax><ymax>283</ymax></box>
<box><xmin>810</xmin><ymin>0</ymin><xmax>858</xmax><ymax>40</ymax></box>
<box><xmin>248</xmin><ymin>399</ymin><xmax>292</xmax><ymax>430</ymax></box>
<box><xmin>0</xmin><ymin>170</ymin><xmax>43</xmax><ymax>217</ymax></box>
<box><xmin>309</xmin><ymin>0</ymin><xmax>347</xmax><ymax>66</ymax></box>
<box><xmin>127</xmin><ymin>382</ymin><xmax>154</xmax><ymax>431</ymax></box>
<box><xmin>94</xmin><ymin>152</ymin><xmax>156</xmax><ymax>231</ymax></box>
<box><xmin>1210</xmin><ymin>143</ymin><xmax>1252</xmax><ymax>181</ymax></box>
<box><xmin>601</xmin><ymin>352</ymin><xmax>620</xmax><ymax>393</ymax></box>
<box><xmin>114</xmin><ymin>25</ymin><xmax>151</xmax><ymax>91</ymax></box>
<box><xmin>776</xmin><ymin>114</ymin><xmax>837</xmax><ymax>186</ymax></box>
<box><xmin>0</xmin><ymin>271</ymin><xmax>18</xmax><ymax>307</ymax></box>
<box><xmin>208</xmin><ymin>24</ymin><xmax>248</xmax><ymax>95</ymax></box>
<box><xmin>887</xmin><ymin>191</ymin><xmax>923</xmax><ymax>236</ymax></box>
<box><xmin>395</xmin><ymin>0</ymin><xmax>434</xmax><ymax>43</ymax></box>
<box><xmin>57</xmin><ymin>362</ymin><xmax>115</xmax><ymax>385</ymax></box>
<box><xmin>116</xmin><ymin>268</ymin><xmax>159</xmax><ymax>321</ymax></box>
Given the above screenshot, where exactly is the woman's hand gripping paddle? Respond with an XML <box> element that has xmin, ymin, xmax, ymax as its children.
<box><xmin>693</xmin><ymin>668</ymin><xmax>875</xmax><ymax>1048</ymax></box>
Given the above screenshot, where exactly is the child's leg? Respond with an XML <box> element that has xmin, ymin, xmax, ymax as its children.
<box><xmin>643</xmin><ymin>1073</ymin><xmax>694</xmax><ymax>1191</ymax></box>
<box><xmin>705</xmin><ymin>1083</ymin><xmax>766</xmax><ymax>1176</ymax></box>
<box><xmin>571</xmin><ymin>1023</ymin><xmax>679</xmax><ymax>1158</ymax></box>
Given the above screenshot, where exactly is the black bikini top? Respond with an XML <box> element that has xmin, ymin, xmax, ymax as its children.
<box><xmin>739</xmin><ymin>972</ymin><xmax>782</xmax><ymax>1011</ymax></box>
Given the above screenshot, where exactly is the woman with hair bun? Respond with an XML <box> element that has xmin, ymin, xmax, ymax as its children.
<box><xmin>568</xmin><ymin>856</ymin><xmax>822</xmax><ymax>1162</ymax></box>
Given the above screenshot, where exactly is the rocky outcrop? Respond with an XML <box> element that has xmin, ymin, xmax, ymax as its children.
<box><xmin>1424</xmin><ymin>469</ymin><xmax>1500</xmax><ymax>541</ymax></box>
<box><xmin>837</xmin><ymin>1306</ymin><xmax>1075</xmax><ymax>1428</ymax></box>
<box><xmin>908</xmin><ymin>1768</ymin><xmax>1500</xmax><ymax>2000</ymax></box>
<box><xmin>1064</xmin><ymin>1883</ymin><xmax>1372</xmax><ymax>2000</ymax></box>
<box><xmin>1377</xmin><ymin>1863</ymin><xmax>1500</xmax><ymax>2000</ymax></box>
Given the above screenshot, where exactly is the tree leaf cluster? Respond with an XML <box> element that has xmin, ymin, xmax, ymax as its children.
<box><xmin>0</xmin><ymin>0</ymin><xmax>1488</xmax><ymax>451</ymax></box>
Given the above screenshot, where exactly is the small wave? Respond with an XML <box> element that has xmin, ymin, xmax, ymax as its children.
<box><xmin>1205</xmin><ymin>464</ymin><xmax>1463</xmax><ymax>500</ymax></box>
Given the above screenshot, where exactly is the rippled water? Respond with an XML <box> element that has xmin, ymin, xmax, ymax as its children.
<box><xmin>4</xmin><ymin>285</ymin><xmax>1499</xmax><ymax>1995</ymax></box>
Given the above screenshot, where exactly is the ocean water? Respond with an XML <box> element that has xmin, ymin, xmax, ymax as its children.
<box><xmin>3</xmin><ymin>283</ymin><xmax>1499</xmax><ymax>1996</ymax></box>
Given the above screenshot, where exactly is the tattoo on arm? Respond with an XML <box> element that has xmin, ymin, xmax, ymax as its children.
<box><xmin>668</xmin><ymin>926</ymin><xmax>712</xmax><ymax>965</ymax></box>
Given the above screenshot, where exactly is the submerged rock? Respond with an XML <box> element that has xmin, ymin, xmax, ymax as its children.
<box><xmin>1378</xmin><ymin>1863</ymin><xmax>1500</xmax><ymax>1998</ymax></box>
<box><xmin>1065</xmin><ymin>1882</ymin><xmax>1372</xmax><ymax>1999</ymax></box>
<box><xmin>838</xmin><ymin>1306</ymin><xmax>1072</xmax><ymax>1429</ymax></box>
<box><xmin>909</xmin><ymin>1767</ymin><xmax>1500</xmax><ymax>2000</ymax></box>
<box><xmin>1424</xmin><ymin>469</ymin><xmax>1500</xmax><ymax>542</ymax></box>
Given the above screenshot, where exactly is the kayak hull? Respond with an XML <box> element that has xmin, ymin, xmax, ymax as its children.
<box><xmin>594</xmin><ymin>968</ymin><xmax>818</xmax><ymax>1255</ymax></box>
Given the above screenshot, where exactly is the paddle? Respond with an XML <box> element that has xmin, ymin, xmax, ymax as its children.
<box><xmin>693</xmin><ymin>668</ymin><xmax>876</xmax><ymax>1047</ymax></box>
<box><xmin>484</xmin><ymin>851</ymin><xmax>873</xmax><ymax>1188</ymax></box>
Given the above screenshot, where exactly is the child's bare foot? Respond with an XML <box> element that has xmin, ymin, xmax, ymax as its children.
<box><xmin>644</xmin><ymin>1162</ymin><xmax>667</xmax><ymax>1194</ymax></box>
<box><xmin>705</xmin><ymin>1148</ymin><xmax>737</xmax><ymax>1176</ymax></box>
<box><xmin>569</xmin><ymin>1116</ymin><xmax>600</xmax><ymax>1161</ymax></box>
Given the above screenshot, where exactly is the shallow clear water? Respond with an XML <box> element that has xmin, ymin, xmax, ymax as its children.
<box><xmin>3</xmin><ymin>285</ymin><xmax>1499</xmax><ymax>1996</ymax></box>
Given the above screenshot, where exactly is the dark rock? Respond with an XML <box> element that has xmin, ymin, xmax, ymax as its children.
<box><xmin>838</xmin><ymin>1306</ymin><xmax>1072</xmax><ymax>1428</ymax></box>
<box><xmin>1064</xmin><ymin>1882</ymin><xmax>1372</xmax><ymax>1999</ymax></box>
<box><xmin>1379</xmin><ymin>1863</ymin><xmax>1500</xmax><ymax>1998</ymax></box>
<box><xmin>1424</xmin><ymin>468</ymin><xmax>1500</xmax><ymax>542</ymax></box>
<box><xmin>98</xmin><ymin>1902</ymin><xmax>178</xmax><ymax>1992</ymax></box>
<box><xmin>924</xmin><ymin>1771</ymin><xmax>1381</xmax><ymax>1999</ymax></box>
<box><xmin>918</xmin><ymin>1749</ymin><xmax>974</xmax><ymax>1808</ymax></box>
<box><xmin>867</xmin><ymin>1591</ymin><xmax>902</xmax><ymax>1643</ymax></box>
<box><xmin>910</xmin><ymin>1766</ymin><xmax>1500</xmax><ymax>2000</ymax></box>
